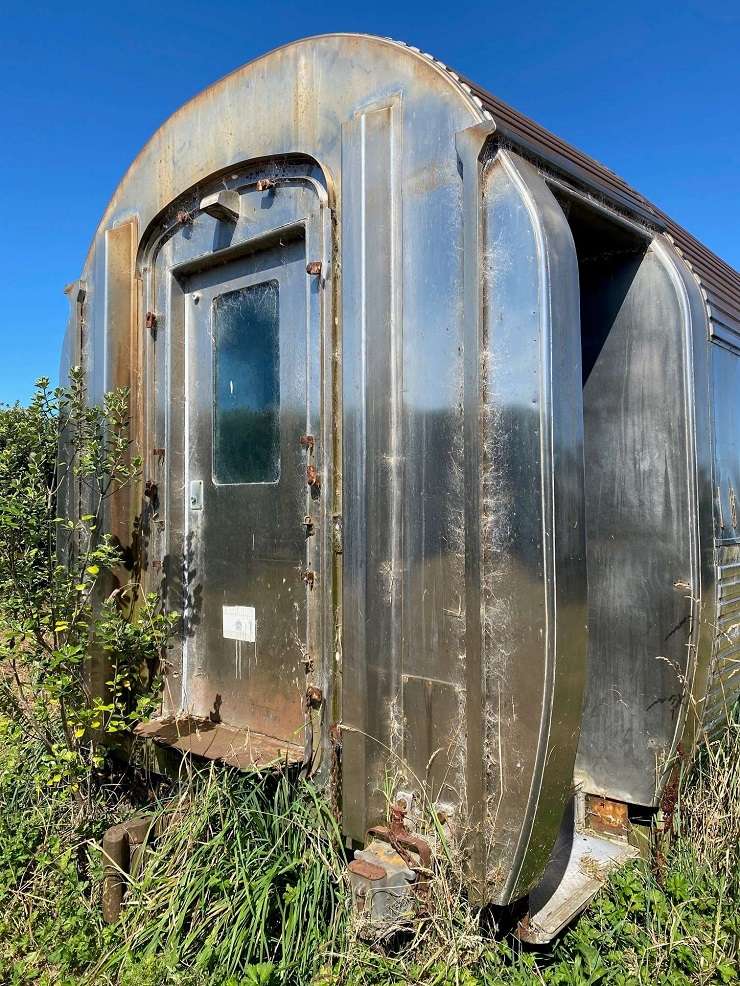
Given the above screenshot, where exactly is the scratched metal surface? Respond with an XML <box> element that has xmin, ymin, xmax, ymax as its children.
<box><xmin>60</xmin><ymin>33</ymin><xmax>736</xmax><ymax>907</ymax></box>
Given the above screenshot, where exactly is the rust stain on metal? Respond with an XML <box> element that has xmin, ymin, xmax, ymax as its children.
<box><xmin>134</xmin><ymin>716</ymin><xmax>303</xmax><ymax>770</ymax></box>
<box><xmin>348</xmin><ymin>858</ymin><xmax>386</xmax><ymax>882</ymax></box>
<box><xmin>306</xmin><ymin>685</ymin><xmax>323</xmax><ymax>709</ymax></box>
<box><xmin>306</xmin><ymin>464</ymin><xmax>321</xmax><ymax>498</ymax></box>
<box><xmin>659</xmin><ymin>744</ymin><xmax>685</xmax><ymax>833</ymax></box>
<box><xmin>585</xmin><ymin>794</ymin><xmax>630</xmax><ymax>837</ymax></box>
<box><xmin>367</xmin><ymin>802</ymin><xmax>433</xmax><ymax>882</ymax></box>
<box><xmin>389</xmin><ymin>800</ymin><xmax>408</xmax><ymax>837</ymax></box>
<box><xmin>329</xmin><ymin>723</ymin><xmax>342</xmax><ymax>822</ymax></box>
<box><xmin>300</xmin><ymin>434</ymin><xmax>315</xmax><ymax>450</ymax></box>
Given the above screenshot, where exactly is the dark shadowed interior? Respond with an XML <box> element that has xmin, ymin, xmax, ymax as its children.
<box><xmin>555</xmin><ymin>192</ymin><xmax>694</xmax><ymax>806</ymax></box>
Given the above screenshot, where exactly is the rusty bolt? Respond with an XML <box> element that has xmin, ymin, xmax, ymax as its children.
<box><xmin>306</xmin><ymin>685</ymin><xmax>323</xmax><ymax>709</ymax></box>
<box><xmin>389</xmin><ymin>801</ymin><xmax>409</xmax><ymax>837</ymax></box>
<box><xmin>306</xmin><ymin>260</ymin><xmax>322</xmax><ymax>276</ymax></box>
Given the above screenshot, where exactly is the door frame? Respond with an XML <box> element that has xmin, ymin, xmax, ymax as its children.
<box><xmin>138</xmin><ymin>158</ymin><xmax>337</xmax><ymax>775</ymax></box>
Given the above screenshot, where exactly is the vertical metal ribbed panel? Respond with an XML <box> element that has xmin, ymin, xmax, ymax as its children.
<box><xmin>704</xmin><ymin>548</ymin><xmax>740</xmax><ymax>733</ymax></box>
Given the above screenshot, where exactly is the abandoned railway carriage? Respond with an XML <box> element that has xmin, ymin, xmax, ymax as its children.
<box><xmin>61</xmin><ymin>34</ymin><xmax>740</xmax><ymax>938</ymax></box>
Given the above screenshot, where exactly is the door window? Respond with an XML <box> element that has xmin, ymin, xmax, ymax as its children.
<box><xmin>212</xmin><ymin>280</ymin><xmax>280</xmax><ymax>484</ymax></box>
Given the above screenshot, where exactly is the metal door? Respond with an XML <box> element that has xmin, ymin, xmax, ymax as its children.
<box><xmin>181</xmin><ymin>235</ymin><xmax>315</xmax><ymax>746</ymax></box>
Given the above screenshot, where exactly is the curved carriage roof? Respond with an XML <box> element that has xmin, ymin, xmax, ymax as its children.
<box><xmin>93</xmin><ymin>34</ymin><xmax>740</xmax><ymax>339</ymax></box>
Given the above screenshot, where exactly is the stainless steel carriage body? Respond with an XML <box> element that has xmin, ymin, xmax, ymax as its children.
<box><xmin>60</xmin><ymin>34</ymin><xmax>740</xmax><ymax>908</ymax></box>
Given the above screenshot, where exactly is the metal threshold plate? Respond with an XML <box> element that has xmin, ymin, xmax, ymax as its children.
<box><xmin>135</xmin><ymin>716</ymin><xmax>303</xmax><ymax>770</ymax></box>
<box><xmin>518</xmin><ymin>830</ymin><xmax>639</xmax><ymax>944</ymax></box>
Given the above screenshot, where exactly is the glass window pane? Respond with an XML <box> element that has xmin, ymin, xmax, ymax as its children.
<box><xmin>213</xmin><ymin>281</ymin><xmax>280</xmax><ymax>484</ymax></box>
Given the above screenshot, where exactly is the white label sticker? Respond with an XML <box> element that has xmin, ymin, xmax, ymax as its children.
<box><xmin>222</xmin><ymin>605</ymin><xmax>256</xmax><ymax>643</ymax></box>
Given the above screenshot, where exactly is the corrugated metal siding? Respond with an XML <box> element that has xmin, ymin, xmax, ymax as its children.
<box><xmin>460</xmin><ymin>73</ymin><xmax>740</xmax><ymax>348</ymax></box>
<box><xmin>704</xmin><ymin>548</ymin><xmax>740</xmax><ymax>733</ymax></box>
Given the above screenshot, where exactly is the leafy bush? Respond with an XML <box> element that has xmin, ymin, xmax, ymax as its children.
<box><xmin>0</xmin><ymin>373</ymin><xmax>174</xmax><ymax>800</ymax></box>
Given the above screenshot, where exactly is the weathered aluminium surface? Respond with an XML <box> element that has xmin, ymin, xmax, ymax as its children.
<box><xmin>60</xmin><ymin>34</ymin><xmax>740</xmax><ymax>914</ymax></box>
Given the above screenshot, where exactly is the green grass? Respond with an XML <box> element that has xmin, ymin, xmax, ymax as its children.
<box><xmin>99</xmin><ymin>766</ymin><xmax>346</xmax><ymax>984</ymax></box>
<box><xmin>0</xmin><ymin>715</ymin><xmax>738</xmax><ymax>985</ymax></box>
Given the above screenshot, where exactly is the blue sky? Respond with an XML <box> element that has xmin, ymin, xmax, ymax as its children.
<box><xmin>1</xmin><ymin>1</ymin><xmax>738</xmax><ymax>405</ymax></box>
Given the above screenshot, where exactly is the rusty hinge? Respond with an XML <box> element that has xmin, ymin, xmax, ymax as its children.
<box><xmin>306</xmin><ymin>261</ymin><xmax>322</xmax><ymax>277</ymax></box>
<box><xmin>305</xmin><ymin>685</ymin><xmax>323</xmax><ymax>709</ymax></box>
<box><xmin>306</xmin><ymin>464</ymin><xmax>321</xmax><ymax>499</ymax></box>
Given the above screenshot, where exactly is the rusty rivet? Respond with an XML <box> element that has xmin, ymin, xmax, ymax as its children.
<box><xmin>306</xmin><ymin>261</ymin><xmax>322</xmax><ymax>276</ymax></box>
<box><xmin>306</xmin><ymin>685</ymin><xmax>323</xmax><ymax>709</ymax></box>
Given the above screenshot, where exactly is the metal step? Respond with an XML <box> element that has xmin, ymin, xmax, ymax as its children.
<box><xmin>517</xmin><ymin>807</ymin><xmax>639</xmax><ymax>944</ymax></box>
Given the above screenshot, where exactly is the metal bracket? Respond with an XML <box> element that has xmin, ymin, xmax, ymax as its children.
<box><xmin>200</xmin><ymin>189</ymin><xmax>240</xmax><ymax>224</ymax></box>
